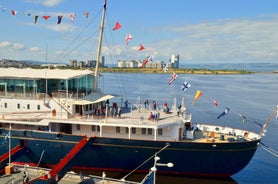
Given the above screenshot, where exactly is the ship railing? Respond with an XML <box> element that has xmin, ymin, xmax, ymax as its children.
<box><xmin>196</xmin><ymin>124</ymin><xmax>260</xmax><ymax>140</ymax></box>
<box><xmin>0</xmin><ymin>92</ymin><xmax>51</xmax><ymax>100</ymax></box>
<box><xmin>51</xmin><ymin>90</ymin><xmax>90</xmax><ymax>100</ymax></box>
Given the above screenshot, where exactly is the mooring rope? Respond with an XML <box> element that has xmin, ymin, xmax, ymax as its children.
<box><xmin>121</xmin><ymin>143</ymin><xmax>170</xmax><ymax>180</ymax></box>
<box><xmin>260</xmin><ymin>142</ymin><xmax>278</xmax><ymax>158</ymax></box>
<box><xmin>36</xmin><ymin>150</ymin><xmax>45</xmax><ymax>167</ymax></box>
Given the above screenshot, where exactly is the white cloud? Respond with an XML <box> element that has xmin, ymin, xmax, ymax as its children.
<box><xmin>13</xmin><ymin>43</ymin><xmax>25</xmax><ymax>50</ymax></box>
<box><xmin>147</xmin><ymin>16</ymin><xmax>278</xmax><ymax>63</ymax></box>
<box><xmin>30</xmin><ymin>47</ymin><xmax>42</xmax><ymax>52</ymax></box>
<box><xmin>43</xmin><ymin>23</ymin><xmax>76</xmax><ymax>33</ymax></box>
<box><xmin>24</xmin><ymin>0</ymin><xmax>64</xmax><ymax>7</ymax></box>
<box><xmin>0</xmin><ymin>41</ymin><xmax>12</xmax><ymax>47</ymax></box>
<box><xmin>0</xmin><ymin>41</ymin><xmax>25</xmax><ymax>50</ymax></box>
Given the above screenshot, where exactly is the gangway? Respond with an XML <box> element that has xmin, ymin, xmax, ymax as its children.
<box><xmin>0</xmin><ymin>144</ymin><xmax>26</xmax><ymax>171</ymax></box>
<box><xmin>28</xmin><ymin>135</ymin><xmax>90</xmax><ymax>184</ymax></box>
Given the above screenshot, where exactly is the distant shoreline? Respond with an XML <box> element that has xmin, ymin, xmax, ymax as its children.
<box><xmin>99</xmin><ymin>67</ymin><xmax>254</xmax><ymax>74</ymax></box>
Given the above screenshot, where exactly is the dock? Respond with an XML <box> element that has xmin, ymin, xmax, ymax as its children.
<box><xmin>0</xmin><ymin>165</ymin><xmax>152</xmax><ymax>184</ymax></box>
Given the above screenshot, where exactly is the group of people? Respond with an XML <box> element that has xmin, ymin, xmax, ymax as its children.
<box><xmin>109</xmin><ymin>102</ymin><xmax>122</xmax><ymax>118</ymax></box>
<box><xmin>148</xmin><ymin>111</ymin><xmax>160</xmax><ymax>121</ymax></box>
<box><xmin>144</xmin><ymin>99</ymin><xmax>158</xmax><ymax>111</ymax></box>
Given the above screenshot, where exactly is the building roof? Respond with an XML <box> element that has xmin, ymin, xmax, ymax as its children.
<box><xmin>0</xmin><ymin>68</ymin><xmax>94</xmax><ymax>80</ymax></box>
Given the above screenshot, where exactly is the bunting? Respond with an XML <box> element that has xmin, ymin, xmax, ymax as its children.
<box><xmin>34</xmin><ymin>15</ymin><xmax>39</xmax><ymax>24</ymax></box>
<box><xmin>181</xmin><ymin>81</ymin><xmax>191</xmax><ymax>91</ymax></box>
<box><xmin>84</xmin><ymin>12</ymin><xmax>89</xmax><ymax>18</ymax></box>
<box><xmin>103</xmin><ymin>0</ymin><xmax>107</xmax><ymax>10</ymax></box>
<box><xmin>42</xmin><ymin>15</ymin><xmax>50</xmax><ymax>20</ymax></box>
<box><xmin>70</xmin><ymin>13</ymin><xmax>75</xmax><ymax>22</ymax></box>
<box><xmin>191</xmin><ymin>90</ymin><xmax>202</xmax><ymax>105</ymax></box>
<box><xmin>142</xmin><ymin>55</ymin><xmax>153</xmax><ymax>68</ymax></box>
<box><xmin>11</xmin><ymin>9</ymin><xmax>16</xmax><ymax>16</ymax></box>
<box><xmin>0</xmin><ymin>5</ymin><xmax>93</xmax><ymax>23</ymax></box>
<box><xmin>138</xmin><ymin>44</ymin><xmax>145</xmax><ymax>51</ymax></box>
<box><xmin>23</xmin><ymin>11</ymin><xmax>31</xmax><ymax>16</ymax></box>
<box><xmin>217</xmin><ymin>107</ymin><xmax>230</xmax><ymax>119</ymax></box>
<box><xmin>254</xmin><ymin>121</ymin><xmax>263</xmax><ymax>128</ymax></box>
<box><xmin>57</xmin><ymin>16</ymin><xmax>63</xmax><ymax>24</ymax></box>
<box><xmin>239</xmin><ymin>114</ymin><xmax>247</xmax><ymax>122</ymax></box>
<box><xmin>168</xmin><ymin>73</ymin><xmax>177</xmax><ymax>85</ymax></box>
<box><xmin>213</xmin><ymin>99</ymin><xmax>218</xmax><ymax>107</ymax></box>
<box><xmin>125</xmin><ymin>33</ymin><xmax>133</xmax><ymax>45</ymax></box>
<box><xmin>238</xmin><ymin>114</ymin><xmax>263</xmax><ymax>127</ymax></box>
<box><xmin>162</xmin><ymin>64</ymin><xmax>168</xmax><ymax>72</ymax></box>
<box><xmin>1</xmin><ymin>132</ymin><xmax>10</xmax><ymax>145</ymax></box>
<box><xmin>1</xmin><ymin>6</ymin><xmax>6</xmax><ymax>12</ymax></box>
<box><xmin>113</xmin><ymin>21</ymin><xmax>122</xmax><ymax>31</ymax></box>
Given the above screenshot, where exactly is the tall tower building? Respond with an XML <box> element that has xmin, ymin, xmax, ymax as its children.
<box><xmin>171</xmin><ymin>54</ymin><xmax>179</xmax><ymax>68</ymax></box>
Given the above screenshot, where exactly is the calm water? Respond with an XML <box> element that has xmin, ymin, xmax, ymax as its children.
<box><xmin>99</xmin><ymin>71</ymin><xmax>278</xmax><ymax>184</ymax></box>
<box><xmin>181</xmin><ymin>62</ymin><xmax>278</xmax><ymax>72</ymax></box>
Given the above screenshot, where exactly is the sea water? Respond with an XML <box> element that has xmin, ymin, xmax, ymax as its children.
<box><xmin>101</xmin><ymin>70</ymin><xmax>278</xmax><ymax>184</ymax></box>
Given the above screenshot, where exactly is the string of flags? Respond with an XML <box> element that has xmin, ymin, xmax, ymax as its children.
<box><xmin>111</xmin><ymin>20</ymin><xmax>146</xmax><ymax>53</ymax></box>
<box><xmin>1</xmin><ymin>4</ymin><xmax>147</xmax><ymax>55</ymax></box>
<box><xmin>163</xmin><ymin>69</ymin><xmax>267</xmax><ymax>127</ymax></box>
<box><xmin>0</xmin><ymin>6</ymin><xmax>91</xmax><ymax>24</ymax></box>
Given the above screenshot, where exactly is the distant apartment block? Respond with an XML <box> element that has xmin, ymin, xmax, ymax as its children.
<box><xmin>118</xmin><ymin>60</ymin><xmax>138</xmax><ymax>68</ymax></box>
<box><xmin>69</xmin><ymin>56</ymin><xmax>105</xmax><ymax>68</ymax></box>
<box><xmin>0</xmin><ymin>59</ymin><xmax>28</xmax><ymax>68</ymax></box>
<box><xmin>117</xmin><ymin>54</ymin><xmax>180</xmax><ymax>69</ymax></box>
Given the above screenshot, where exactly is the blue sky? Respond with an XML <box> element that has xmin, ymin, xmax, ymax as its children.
<box><xmin>1</xmin><ymin>0</ymin><xmax>278</xmax><ymax>64</ymax></box>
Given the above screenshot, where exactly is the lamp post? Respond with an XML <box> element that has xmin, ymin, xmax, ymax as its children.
<box><xmin>150</xmin><ymin>153</ymin><xmax>173</xmax><ymax>184</ymax></box>
<box><xmin>8</xmin><ymin>123</ymin><xmax>11</xmax><ymax>166</ymax></box>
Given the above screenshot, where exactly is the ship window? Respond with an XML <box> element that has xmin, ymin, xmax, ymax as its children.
<box><xmin>77</xmin><ymin>124</ymin><xmax>81</xmax><ymax>130</ymax></box>
<box><xmin>158</xmin><ymin>128</ymin><xmax>163</xmax><ymax>135</ymax></box>
<box><xmin>116</xmin><ymin>127</ymin><xmax>120</xmax><ymax>133</ymax></box>
<box><xmin>37</xmin><ymin>105</ymin><xmax>40</xmax><ymax>110</ymax></box>
<box><xmin>17</xmin><ymin>104</ymin><xmax>20</xmax><ymax>109</ymax></box>
<box><xmin>141</xmin><ymin>128</ymin><xmax>146</xmax><ymax>135</ymax></box>
<box><xmin>125</xmin><ymin>127</ymin><xmax>129</xmax><ymax>133</ymax></box>
<box><xmin>27</xmin><ymin>104</ymin><xmax>30</xmax><ymax>109</ymax></box>
<box><xmin>131</xmin><ymin>128</ymin><xmax>136</xmax><ymax>134</ymax></box>
<box><xmin>147</xmin><ymin>128</ymin><xmax>152</xmax><ymax>135</ymax></box>
<box><xmin>4</xmin><ymin>103</ymin><xmax>7</xmax><ymax>108</ymax></box>
<box><xmin>97</xmin><ymin>126</ymin><xmax>100</xmax><ymax>132</ymax></box>
<box><xmin>91</xmin><ymin>125</ymin><xmax>95</xmax><ymax>131</ymax></box>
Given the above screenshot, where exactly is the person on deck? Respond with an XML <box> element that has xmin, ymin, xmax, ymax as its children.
<box><xmin>148</xmin><ymin>112</ymin><xmax>154</xmax><ymax>121</ymax></box>
<box><xmin>118</xmin><ymin>107</ymin><xmax>122</xmax><ymax>118</ymax></box>
<box><xmin>152</xmin><ymin>100</ymin><xmax>157</xmax><ymax>110</ymax></box>
<box><xmin>144</xmin><ymin>99</ymin><xmax>149</xmax><ymax>109</ymax></box>
<box><xmin>163</xmin><ymin>102</ymin><xmax>170</xmax><ymax>113</ymax></box>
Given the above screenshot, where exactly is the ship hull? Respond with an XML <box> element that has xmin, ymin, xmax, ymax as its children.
<box><xmin>0</xmin><ymin>130</ymin><xmax>260</xmax><ymax>177</ymax></box>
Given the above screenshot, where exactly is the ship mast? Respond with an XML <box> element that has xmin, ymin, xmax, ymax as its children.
<box><xmin>93</xmin><ymin>0</ymin><xmax>107</xmax><ymax>92</ymax></box>
<box><xmin>259</xmin><ymin>105</ymin><xmax>278</xmax><ymax>136</ymax></box>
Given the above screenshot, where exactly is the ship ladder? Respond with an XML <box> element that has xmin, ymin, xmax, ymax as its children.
<box><xmin>27</xmin><ymin>135</ymin><xmax>89</xmax><ymax>184</ymax></box>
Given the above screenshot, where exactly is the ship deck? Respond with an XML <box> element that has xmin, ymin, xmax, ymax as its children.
<box><xmin>0</xmin><ymin>103</ymin><xmax>259</xmax><ymax>143</ymax></box>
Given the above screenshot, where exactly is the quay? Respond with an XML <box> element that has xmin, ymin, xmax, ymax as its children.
<box><xmin>0</xmin><ymin>164</ymin><xmax>148</xmax><ymax>184</ymax></box>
